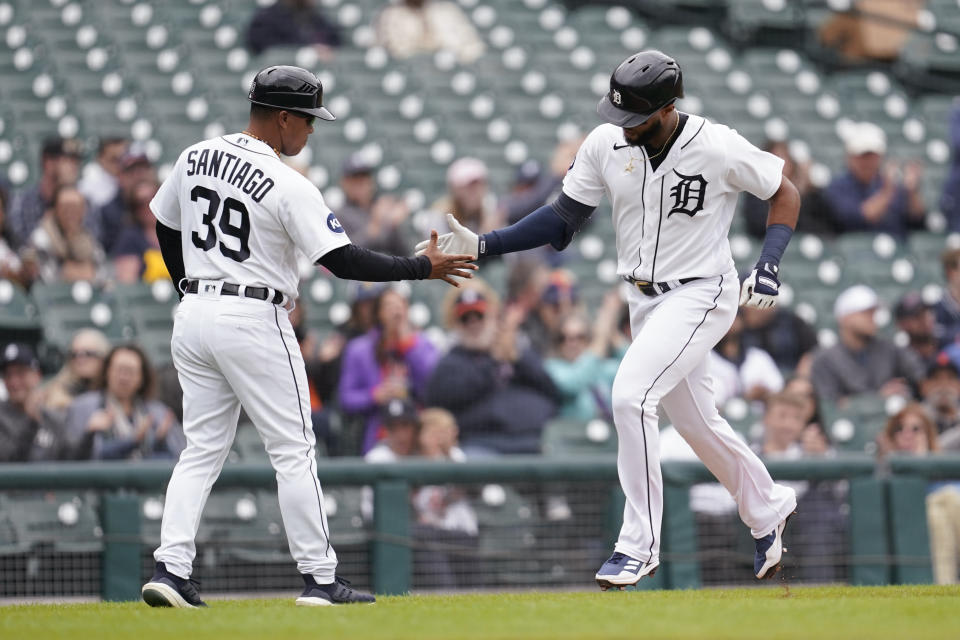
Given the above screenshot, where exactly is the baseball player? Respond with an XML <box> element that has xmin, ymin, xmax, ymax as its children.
<box><xmin>417</xmin><ymin>51</ymin><xmax>800</xmax><ymax>589</ymax></box>
<box><xmin>141</xmin><ymin>65</ymin><xmax>476</xmax><ymax>608</ymax></box>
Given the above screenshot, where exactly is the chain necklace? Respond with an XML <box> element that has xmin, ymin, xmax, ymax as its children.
<box><xmin>644</xmin><ymin>116</ymin><xmax>680</xmax><ymax>160</ymax></box>
<box><xmin>241</xmin><ymin>130</ymin><xmax>280</xmax><ymax>157</ymax></box>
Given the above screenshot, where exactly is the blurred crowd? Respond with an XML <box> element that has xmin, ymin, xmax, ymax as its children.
<box><xmin>0</xmin><ymin>0</ymin><xmax>959</xmax><ymax>585</ymax></box>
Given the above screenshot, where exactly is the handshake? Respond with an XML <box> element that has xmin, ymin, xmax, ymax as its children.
<box><xmin>417</xmin><ymin>213</ymin><xmax>481</xmax><ymax>286</ymax></box>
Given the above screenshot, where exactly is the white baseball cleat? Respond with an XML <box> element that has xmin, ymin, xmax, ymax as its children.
<box><xmin>754</xmin><ymin>512</ymin><xmax>795</xmax><ymax>579</ymax></box>
<box><xmin>595</xmin><ymin>552</ymin><xmax>660</xmax><ymax>590</ymax></box>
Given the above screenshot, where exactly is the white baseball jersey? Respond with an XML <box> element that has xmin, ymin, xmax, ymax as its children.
<box><xmin>571</xmin><ymin>114</ymin><xmax>797</xmax><ymax>579</ymax></box>
<box><xmin>151</xmin><ymin>133</ymin><xmax>351</xmax><ymax>298</ymax></box>
<box><xmin>562</xmin><ymin>116</ymin><xmax>783</xmax><ymax>282</ymax></box>
<box><xmin>150</xmin><ymin>132</ymin><xmax>350</xmax><ymax>584</ymax></box>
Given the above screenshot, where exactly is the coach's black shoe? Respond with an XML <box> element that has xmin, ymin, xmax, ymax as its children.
<box><xmin>142</xmin><ymin>562</ymin><xmax>207</xmax><ymax>608</ymax></box>
<box><xmin>296</xmin><ymin>575</ymin><xmax>376</xmax><ymax>606</ymax></box>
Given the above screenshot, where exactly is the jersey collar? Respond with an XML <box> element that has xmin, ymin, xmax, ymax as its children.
<box><xmin>648</xmin><ymin>113</ymin><xmax>703</xmax><ymax>178</ymax></box>
<box><xmin>233</xmin><ymin>132</ymin><xmax>279</xmax><ymax>157</ymax></box>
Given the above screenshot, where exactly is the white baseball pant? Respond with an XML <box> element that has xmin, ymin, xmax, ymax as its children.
<box><xmin>154</xmin><ymin>290</ymin><xmax>337</xmax><ymax>582</ymax></box>
<box><xmin>611</xmin><ymin>269</ymin><xmax>797</xmax><ymax>562</ymax></box>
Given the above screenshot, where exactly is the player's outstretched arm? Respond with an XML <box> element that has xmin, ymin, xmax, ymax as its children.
<box><xmin>739</xmin><ymin>175</ymin><xmax>801</xmax><ymax>309</ymax></box>
<box><xmin>317</xmin><ymin>232</ymin><xmax>476</xmax><ymax>287</ymax></box>
<box><xmin>414</xmin><ymin>194</ymin><xmax>596</xmax><ymax>260</ymax></box>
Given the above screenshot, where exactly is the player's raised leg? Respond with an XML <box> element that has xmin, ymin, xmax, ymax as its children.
<box><xmin>597</xmin><ymin>274</ymin><xmax>739</xmax><ymax>589</ymax></box>
<box><xmin>146</xmin><ymin>298</ymin><xmax>242</xmax><ymax>607</ymax></box>
<box><xmin>214</xmin><ymin>299</ymin><xmax>373</xmax><ymax>605</ymax></box>
<box><xmin>660</xmin><ymin>360</ymin><xmax>797</xmax><ymax>579</ymax></box>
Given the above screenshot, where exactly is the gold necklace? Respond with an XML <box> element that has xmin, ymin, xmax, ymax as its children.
<box><xmin>241</xmin><ymin>130</ymin><xmax>280</xmax><ymax>157</ymax></box>
<box><xmin>645</xmin><ymin>116</ymin><xmax>680</xmax><ymax>160</ymax></box>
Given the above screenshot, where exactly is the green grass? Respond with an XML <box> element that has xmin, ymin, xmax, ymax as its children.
<box><xmin>2</xmin><ymin>585</ymin><xmax>958</xmax><ymax>640</ymax></box>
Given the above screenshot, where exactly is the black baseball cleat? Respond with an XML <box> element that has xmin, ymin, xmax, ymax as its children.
<box><xmin>296</xmin><ymin>575</ymin><xmax>376</xmax><ymax>606</ymax></box>
<box><xmin>142</xmin><ymin>562</ymin><xmax>207</xmax><ymax>608</ymax></box>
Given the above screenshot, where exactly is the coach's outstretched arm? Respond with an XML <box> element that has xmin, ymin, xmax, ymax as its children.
<box><xmin>414</xmin><ymin>193</ymin><xmax>596</xmax><ymax>259</ymax></box>
<box><xmin>739</xmin><ymin>174</ymin><xmax>801</xmax><ymax>309</ymax></box>
<box><xmin>319</xmin><ymin>230</ymin><xmax>476</xmax><ymax>286</ymax></box>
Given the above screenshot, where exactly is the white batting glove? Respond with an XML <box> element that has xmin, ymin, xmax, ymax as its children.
<box><xmin>739</xmin><ymin>262</ymin><xmax>780</xmax><ymax>309</ymax></box>
<box><xmin>414</xmin><ymin>213</ymin><xmax>479</xmax><ymax>259</ymax></box>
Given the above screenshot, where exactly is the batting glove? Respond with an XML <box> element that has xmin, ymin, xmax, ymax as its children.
<box><xmin>414</xmin><ymin>213</ymin><xmax>479</xmax><ymax>259</ymax></box>
<box><xmin>739</xmin><ymin>261</ymin><xmax>780</xmax><ymax>309</ymax></box>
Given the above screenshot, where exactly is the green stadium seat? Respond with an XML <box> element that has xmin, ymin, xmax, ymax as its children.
<box><xmin>0</xmin><ymin>279</ymin><xmax>42</xmax><ymax>341</ymax></box>
<box><xmin>821</xmin><ymin>394</ymin><xmax>890</xmax><ymax>454</ymax></box>
<box><xmin>5</xmin><ymin>491</ymin><xmax>102</xmax><ymax>553</ymax></box>
<box><xmin>474</xmin><ymin>484</ymin><xmax>543</xmax><ymax>584</ymax></box>
<box><xmin>542</xmin><ymin>417</ymin><xmax>617</xmax><ymax>456</ymax></box>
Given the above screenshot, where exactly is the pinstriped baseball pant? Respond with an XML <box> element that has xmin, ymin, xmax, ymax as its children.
<box><xmin>610</xmin><ymin>269</ymin><xmax>797</xmax><ymax>563</ymax></box>
<box><xmin>154</xmin><ymin>293</ymin><xmax>337</xmax><ymax>581</ymax></box>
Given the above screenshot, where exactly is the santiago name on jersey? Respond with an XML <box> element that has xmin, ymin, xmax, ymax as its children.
<box><xmin>562</xmin><ymin>114</ymin><xmax>784</xmax><ymax>283</ymax></box>
<box><xmin>150</xmin><ymin>133</ymin><xmax>351</xmax><ymax>299</ymax></box>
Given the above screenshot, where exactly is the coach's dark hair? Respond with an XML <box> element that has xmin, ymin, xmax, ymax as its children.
<box><xmin>250</xmin><ymin>103</ymin><xmax>281</xmax><ymax>120</ymax></box>
<box><xmin>97</xmin><ymin>343</ymin><xmax>155</xmax><ymax>400</ymax></box>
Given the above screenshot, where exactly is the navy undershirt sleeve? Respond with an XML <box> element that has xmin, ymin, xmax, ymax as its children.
<box><xmin>479</xmin><ymin>193</ymin><xmax>596</xmax><ymax>257</ymax></box>
<box><xmin>758</xmin><ymin>223</ymin><xmax>793</xmax><ymax>265</ymax></box>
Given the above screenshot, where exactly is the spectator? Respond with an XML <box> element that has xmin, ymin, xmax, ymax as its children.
<box><xmin>7</xmin><ymin>137</ymin><xmax>82</xmax><ymax>248</ymax></box>
<box><xmin>26</xmin><ymin>185</ymin><xmax>106</xmax><ymax>284</ymax></box>
<box><xmin>38</xmin><ymin>328</ymin><xmax>110</xmax><ymax>416</ymax></box>
<box><xmin>523</xmin><ymin>268</ymin><xmax>581</xmax><ymax>356</ymax></box>
<box><xmin>739</xmin><ymin>303</ymin><xmax>818</xmax><ymax>374</ymax></box>
<box><xmin>823</xmin><ymin>122</ymin><xmax>925</xmax><ymax>237</ymax></box>
<box><xmin>342</xmin><ymin>281</ymin><xmax>387</xmax><ymax>339</ymax></box>
<box><xmin>78</xmin><ymin>137</ymin><xmax>127</xmax><ymax>209</ymax></box>
<box><xmin>811</xmin><ymin>285</ymin><xmax>926</xmax><ymax>403</ymax></box>
<box><xmin>934</xmin><ymin>248</ymin><xmax>960</xmax><ymax>348</ymax></box>
<box><xmin>709</xmin><ymin>311</ymin><xmax>784</xmax><ymax>408</ymax></box>
<box><xmin>0</xmin><ymin>344</ymin><xmax>63</xmax><ymax>462</ymax></box>
<box><xmin>895</xmin><ymin>291</ymin><xmax>939</xmax><ymax>367</ymax></box>
<box><xmin>544</xmin><ymin>292</ymin><xmax>625</xmax><ymax>421</ymax></box>
<box><xmin>63</xmin><ymin>344</ymin><xmax>184</xmax><ymax>460</ymax></box>
<box><xmin>743</xmin><ymin>140</ymin><xmax>834</xmax><ymax>238</ymax></box>
<box><xmin>755</xmin><ymin>392</ymin><xmax>805</xmax><ymax>459</ymax></box>
<box><xmin>878</xmin><ymin>403</ymin><xmax>960</xmax><ymax>585</ymax></box>
<box><xmin>0</xmin><ymin>183</ymin><xmax>36</xmax><ymax>288</ymax></box>
<box><xmin>500</xmin><ymin>139</ymin><xmax>581</xmax><ymax>226</ymax></box>
<box><xmin>364</xmin><ymin>398</ymin><xmax>421</xmax><ymax>462</ymax></box>
<box><xmin>338</xmin><ymin>287</ymin><xmax>438</xmax><ymax>452</ymax></box>
<box><xmin>424</xmin><ymin>158</ymin><xmax>502</xmax><ymax>237</ymax></box>
<box><xmin>88</xmin><ymin>147</ymin><xmax>156</xmax><ymax>254</ymax></box>
<box><xmin>425</xmin><ymin>281</ymin><xmax>559</xmax><ymax>455</ymax></box>
<box><xmin>336</xmin><ymin>154</ymin><xmax>410</xmax><ymax>256</ymax></box>
<box><xmin>289</xmin><ymin>298</ymin><xmax>345</xmax><ymax>455</ymax></box>
<box><xmin>922</xmin><ymin>356</ymin><xmax>960</xmax><ymax>440</ymax></box>
<box><xmin>111</xmin><ymin>180</ymin><xmax>169</xmax><ymax>284</ymax></box>
<box><xmin>939</xmin><ymin>100</ymin><xmax>960</xmax><ymax>232</ymax></box>
<box><xmin>783</xmin><ymin>376</ymin><xmax>823</xmax><ymax>429</ymax></box>
<box><xmin>246</xmin><ymin>0</ymin><xmax>341</xmax><ymax>57</ymax></box>
<box><xmin>413</xmin><ymin>407</ymin><xmax>478</xmax><ymax>589</ymax></box>
<box><xmin>376</xmin><ymin>0</ymin><xmax>485</xmax><ymax>64</ymax></box>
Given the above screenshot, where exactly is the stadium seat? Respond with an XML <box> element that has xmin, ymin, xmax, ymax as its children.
<box><xmin>4</xmin><ymin>491</ymin><xmax>102</xmax><ymax>553</ymax></box>
<box><xmin>820</xmin><ymin>394</ymin><xmax>890</xmax><ymax>454</ymax></box>
<box><xmin>542</xmin><ymin>417</ymin><xmax>618</xmax><ymax>456</ymax></box>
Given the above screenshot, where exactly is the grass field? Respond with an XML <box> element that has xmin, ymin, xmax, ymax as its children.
<box><xmin>2</xmin><ymin>585</ymin><xmax>958</xmax><ymax>640</ymax></box>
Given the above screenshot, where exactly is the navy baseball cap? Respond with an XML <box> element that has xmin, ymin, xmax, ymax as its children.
<box><xmin>381</xmin><ymin>398</ymin><xmax>419</xmax><ymax>426</ymax></box>
<box><xmin>514</xmin><ymin>160</ymin><xmax>542</xmax><ymax>186</ymax></box>
<box><xmin>1</xmin><ymin>343</ymin><xmax>39</xmax><ymax>372</ymax></box>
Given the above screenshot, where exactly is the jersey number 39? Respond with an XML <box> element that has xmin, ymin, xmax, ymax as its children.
<box><xmin>190</xmin><ymin>185</ymin><xmax>251</xmax><ymax>262</ymax></box>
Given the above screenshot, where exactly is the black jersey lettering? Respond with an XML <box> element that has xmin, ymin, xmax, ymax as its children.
<box><xmin>220</xmin><ymin>153</ymin><xmax>237</xmax><ymax>180</ymax></box>
<box><xmin>195</xmin><ymin>149</ymin><xmax>210</xmax><ymax>176</ymax></box>
<box><xmin>186</xmin><ymin>149</ymin><xmax>198</xmax><ymax>176</ymax></box>
<box><xmin>250</xmin><ymin>177</ymin><xmax>274</xmax><ymax>203</ymax></box>
<box><xmin>242</xmin><ymin>168</ymin><xmax>264</xmax><ymax>194</ymax></box>
<box><xmin>209</xmin><ymin>150</ymin><xmax>224</xmax><ymax>178</ymax></box>
<box><xmin>230</xmin><ymin>161</ymin><xmax>251</xmax><ymax>188</ymax></box>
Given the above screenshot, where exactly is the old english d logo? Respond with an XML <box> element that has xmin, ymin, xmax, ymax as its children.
<box><xmin>668</xmin><ymin>170</ymin><xmax>707</xmax><ymax>217</ymax></box>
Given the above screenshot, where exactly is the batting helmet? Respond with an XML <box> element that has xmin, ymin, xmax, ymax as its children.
<box><xmin>248</xmin><ymin>65</ymin><xmax>336</xmax><ymax>121</ymax></box>
<box><xmin>597</xmin><ymin>51</ymin><xmax>683</xmax><ymax>128</ymax></box>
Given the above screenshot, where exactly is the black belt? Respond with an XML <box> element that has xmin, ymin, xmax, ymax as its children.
<box><xmin>184</xmin><ymin>279</ymin><xmax>285</xmax><ymax>305</ymax></box>
<box><xmin>623</xmin><ymin>276</ymin><xmax>701</xmax><ymax>297</ymax></box>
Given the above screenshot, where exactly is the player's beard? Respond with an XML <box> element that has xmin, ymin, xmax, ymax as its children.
<box><xmin>626</xmin><ymin>117</ymin><xmax>664</xmax><ymax>147</ymax></box>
